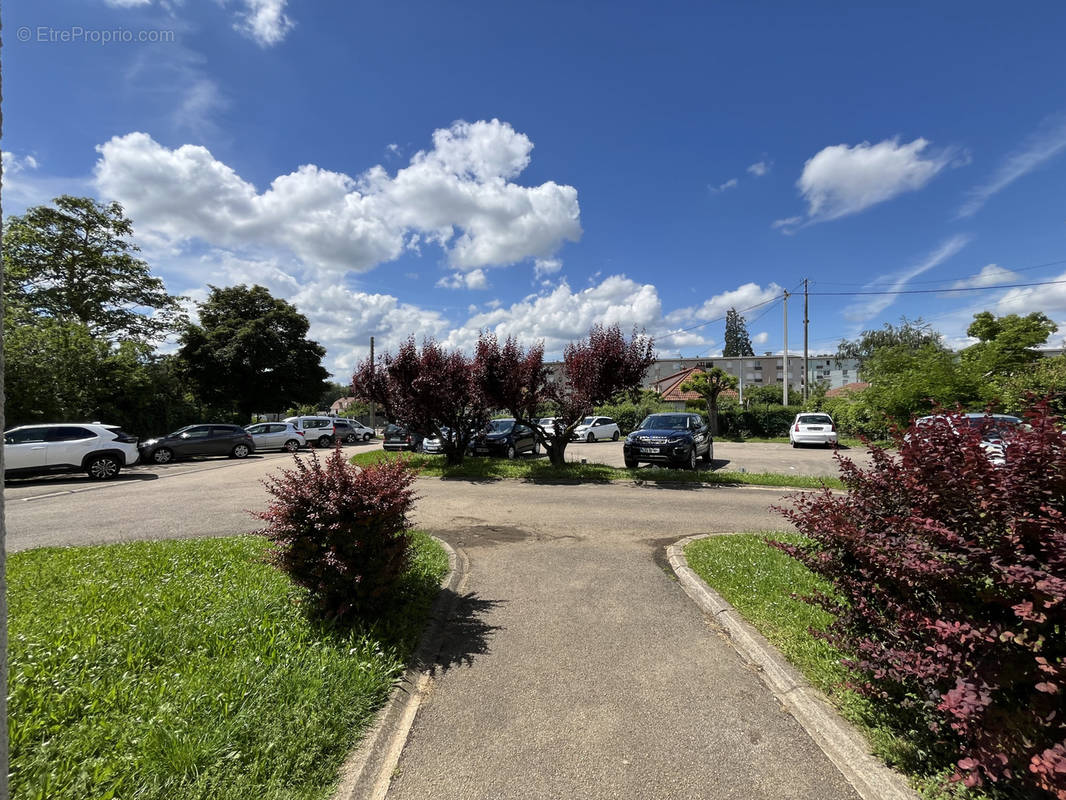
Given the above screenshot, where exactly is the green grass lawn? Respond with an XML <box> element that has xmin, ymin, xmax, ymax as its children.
<box><xmin>350</xmin><ymin>450</ymin><xmax>844</xmax><ymax>490</ymax></box>
<box><xmin>9</xmin><ymin>533</ymin><xmax>449</xmax><ymax>800</ymax></box>
<box><xmin>683</xmin><ymin>534</ymin><xmax>989</xmax><ymax>800</ymax></box>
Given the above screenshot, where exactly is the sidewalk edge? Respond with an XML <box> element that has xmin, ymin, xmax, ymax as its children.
<box><xmin>667</xmin><ymin>534</ymin><xmax>918</xmax><ymax>800</ymax></box>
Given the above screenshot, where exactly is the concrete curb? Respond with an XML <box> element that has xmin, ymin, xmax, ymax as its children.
<box><xmin>667</xmin><ymin>534</ymin><xmax>918</xmax><ymax>800</ymax></box>
<box><xmin>332</xmin><ymin>536</ymin><xmax>469</xmax><ymax>800</ymax></box>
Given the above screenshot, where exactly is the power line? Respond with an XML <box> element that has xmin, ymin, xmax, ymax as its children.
<box><xmin>808</xmin><ymin>257</ymin><xmax>1066</xmax><ymax>289</ymax></box>
<box><xmin>808</xmin><ymin>276</ymin><xmax>1066</xmax><ymax>297</ymax></box>
<box><xmin>654</xmin><ymin>292</ymin><xmax>783</xmax><ymax>341</ymax></box>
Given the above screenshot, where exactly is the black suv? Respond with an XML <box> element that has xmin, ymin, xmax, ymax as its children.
<box><xmin>469</xmin><ymin>419</ymin><xmax>537</xmax><ymax>459</ymax></box>
<box><xmin>138</xmin><ymin>424</ymin><xmax>256</xmax><ymax>464</ymax></box>
<box><xmin>623</xmin><ymin>413</ymin><xmax>713</xmax><ymax>470</ymax></box>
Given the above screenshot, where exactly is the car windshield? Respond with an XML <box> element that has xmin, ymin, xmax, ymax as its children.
<box><xmin>639</xmin><ymin>414</ymin><xmax>689</xmax><ymax>430</ymax></box>
<box><xmin>167</xmin><ymin>426</ymin><xmax>193</xmax><ymax>437</ymax></box>
<box><xmin>384</xmin><ymin>424</ymin><xmax>406</xmax><ymax>436</ymax></box>
<box><xmin>486</xmin><ymin>419</ymin><xmax>514</xmax><ymax>434</ymax></box>
<box><xmin>798</xmin><ymin>415</ymin><xmax>833</xmax><ymax>425</ymax></box>
<box><xmin>580</xmin><ymin>417</ymin><xmax>595</xmax><ymax>426</ymax></box>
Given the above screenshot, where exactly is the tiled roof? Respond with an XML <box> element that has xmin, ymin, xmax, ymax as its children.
<box><xmin>658</xmin><ymin>368</ymin><xmax>739</xmax><ymax>402</ymax></box>
<box><xmin>825</xmin><ymin>381</ymin><xmax>870</xmax><ymax>398</ymax></box>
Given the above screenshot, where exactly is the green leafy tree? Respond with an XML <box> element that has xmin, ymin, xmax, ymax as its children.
<box><xmin>318</xmin><ymin>381</ymin><xmax>351</xmax><ymax>410</ymax></box>
<box><xmin>743</xmin><ymin>384</ymin><xmax>800</xmax><ymax>406</ymax></box>
<box><xmin>837</xmin><ymin>317</ymin><xmax>943</xmax><ymax>371</ymax></box>
<box><xmin>862</xmin><ymin>343</ymin><xmax>979</xmax><ymax>425</ymax></box>
<box><xmin>723</xmin><ymin>307</ymin><xmax>755</xmax><ymax>357</ymax></box>
<box><xmin>997</xmin><ymin>355</ymin><xmax>1066</xmax><ymax>417</ymax></box>
<box><xmin>961</xmin><ymin>311</ymin><xmax>1056</xmax><ymax>387</ymax></box>
<box><xmin>3</xmin><ymin>195</ymin><xmax>183</xmax><ymax>341</ymax></box>
<box><xmin>179</xmin><ymin>285</ymin><xmax>329</xmax><ymax>421</ymax></box>
<box><xmin>680</xmin><ymin>367</ymin><xmax>738</xmax><ymax>435</ymax></box>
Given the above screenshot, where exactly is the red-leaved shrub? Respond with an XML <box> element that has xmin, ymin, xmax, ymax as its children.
<box><xmin>776</xmin><ymin>403</ymin><xmax>1066</xmax><ymax>798</ymax></box>
<box><xmin>254</xmin><ymin>448</ymin><xmax>417</xmax><ymax>620</ymax></box>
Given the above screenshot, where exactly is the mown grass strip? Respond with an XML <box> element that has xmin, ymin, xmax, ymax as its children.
<box><xmin>350</xmin><ymin>450</ymin><xmax>844</xmax><ymax>490</ymax></box>
<box><xmin>683</xmin><ymin>533</ymin><xmax>990</xmax><ymax>800</ymax></box>
<box><xmin>9</xmin><ymin>532</ymin><xmax>449</xmax><ymax>800</ymax></box>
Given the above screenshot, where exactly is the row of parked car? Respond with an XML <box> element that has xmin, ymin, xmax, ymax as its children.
<box><xmin>3</xmin><ymin>415</ymin><xmax>377</xmax><ymax>481</ymax></box>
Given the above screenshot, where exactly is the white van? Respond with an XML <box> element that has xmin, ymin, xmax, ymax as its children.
<box><xmin>283</xmin><ymin>416</ymin><xmax>337</xmax><ymax>447</ymax></box>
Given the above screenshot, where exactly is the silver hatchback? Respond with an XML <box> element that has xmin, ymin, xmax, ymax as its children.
<box><xmin>245</xmin><ymin>422</ymin><xmax>307</xmax><ymax>452</ymax></box>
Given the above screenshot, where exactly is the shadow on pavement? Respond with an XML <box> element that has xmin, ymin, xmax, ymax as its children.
<box><xmin>4</xmin><ymin>471</ymin><xmax>160</xmax><ymax>488</ymax></box>
<box><xmin>427</xmin><ymin>591</ymin><xmax>503</xmax><ymax>674</ymax></box>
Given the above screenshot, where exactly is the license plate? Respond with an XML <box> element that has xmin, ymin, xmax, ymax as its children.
<box><xmin>476</xmin><ymin>447</ymin><xmax>489</xmax><ymax>453</ymax></box>
<box><xmin>640</xmin><ymin>447</ymin><xmax>659</xmax><ymax>454</ymax></box>
<box><xmin>807</xmin><ymin>427</ymin><xmax>823</xmax><ymax>431</ymax></box>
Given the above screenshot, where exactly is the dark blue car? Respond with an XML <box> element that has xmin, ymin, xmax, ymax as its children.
<box><xmin>622</xmin><ymin>413</ymin><xmax>712</xmax><ymax>470</ymax></box>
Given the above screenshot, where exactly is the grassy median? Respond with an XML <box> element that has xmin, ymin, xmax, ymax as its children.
<box><xmin>683</xmin><ymin>534</ymin><xmax>988</xmax><ymax>800</ymax></box>
<box><xmin>350</xmin><ymin>450</ymin><xmax>844</xmax><ymax>490</ymax></box>
<box><xmin>9</xmin><ymin>533</ymin><xmax>449</xmax><ymax>800</ymax></box>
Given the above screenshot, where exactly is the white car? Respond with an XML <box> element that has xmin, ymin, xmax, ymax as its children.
<box><xmin>572</xmin><ymin>416</ymin><xmax>621</xmax><ymax>443</ymax></box>
<box><xmin>283</xmin><ymin>416</ymin><xmax>337</xmax><ymax>448</ymax></box>
<box><xmin>790</xmin><ymin>413</ymin><xmax>838</xmax><ymax>447</ymax></box>
<box><xmin>914</xmin><ymin>413</ymin><xmax>1024</xmax><ymax>466</ymax></box>
<box><xmin>4</xmin><ymin>423</ymin><xmax>140</xmax><ymax>480</ymax></box>
<box><xmin>245</xmin><ymin>422</ymin><xmax>306</xmax><ymax>452</ymax></box>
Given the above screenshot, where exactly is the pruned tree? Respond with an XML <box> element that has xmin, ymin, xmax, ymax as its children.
<box><xmin>351</xmin><ymin>337</ymin><xmax>490</xmax><ymax>465</ymax></box>
<box><xmin>723</xmin><ymin>307</ymin><xmax>755</xmax><ymax>357</ymax></box>
<box><xmin>479</xmin><ymin>324</ymin><xmax>655</xmax><ymax>466</ymax></box>
<box><xmin>680</xmin><ymin>367</ymin><xmax>738</xmax><ymax>435</ymax></box>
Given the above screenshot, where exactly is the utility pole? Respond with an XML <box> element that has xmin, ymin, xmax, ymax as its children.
<box><xmin>782</xmin><ymin>290</ymin><xmax>790</xmax><ymax>406</ymax></box>
<box><xmin>803</xmin><ymin>278</ymin><xmax>809</xmax><ymax>403</ymax></box>
<box><xmin>369</xmin><ymin>336</ymin><xmax>376</xmax><ymax>431</ymax></box>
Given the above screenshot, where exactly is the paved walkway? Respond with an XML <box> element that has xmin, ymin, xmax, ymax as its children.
<box><xmin>385</xmin><ymin>508</ymin><xmax>862</xmax><ymax>799</ymax></box>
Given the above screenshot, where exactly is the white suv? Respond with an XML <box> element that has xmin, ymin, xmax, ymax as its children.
<box><xmin>4</xmin><ymin>423</ymin><xmax>140</xmax><ymax>480</ymax></box>
<box><xmin>283</xmin><ymin>416</ymin><xmax>337</xmax><ymax>448</ymax></box>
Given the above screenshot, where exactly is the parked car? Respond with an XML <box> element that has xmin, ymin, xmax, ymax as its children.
<box><xmin>623</xmin><ymin>413</ymin><xmax>712</xmax><ymax>470</ymax></box>
<box><xmin>538</xmin><ymin>417</ymin><xmax>564</xmax><ymax>436</ymax></box>
<box><xmin>572</xmin><ymin>416</ymin><xmax>621</xmax><ymax>442</ymax></box>
<box><xmin>470</xmin><ymin>418</ymin><xmax>537</xmax><ymax>459</ymax></box>
<box><xmin>914</xmin><ymin>413</ymin><xmax>1025</xmax><ymax>465</ymax></box>
<box><xmin>139</xmin><ymin>424</ymin><xmax>256</xmax><ymax>464</ymax></box>
<box><xmin>789</xmin><ymin>413</ymin><xmax>838</xmax><ymax>448</ymax></box>
<box><xmin>422</xmin><ymin>427</ymin><xmax>453</xmax><ymax>454</ymax></box>
<box><xmin>245</xmin><ymin>422</ymin><xmax>306</xmax><ymax>452</ymax></box>
<box><xmin>383</xmin><ymin>423</ymin><xmax>423</xmax><ymax>452</ymax></box>
<box><xmin>283</xmin><ymin>416</ymin><xmax>337</xmax><ymax>448</ymax></box>
<box><xmin>333</xmin><ymin>418</ymin><xmax>375</xmax><ymax>443</ymax></box>
<box><xmin>4</xmin><ymin>423</ymin><xmax>140</xmax><ymax>480</ymax></box>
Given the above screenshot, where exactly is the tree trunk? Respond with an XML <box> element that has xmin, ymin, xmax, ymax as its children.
<box><xmin>546</xmin><ymin>439</ymin><xmax>568</xmax><ymax>466</ymax></box>
<box><xmin>708</xmin><ymin>399</ymin><xmax>720</xmax><ymax>436</ymax></box>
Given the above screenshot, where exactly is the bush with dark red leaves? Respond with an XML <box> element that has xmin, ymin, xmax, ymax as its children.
<box><xmin>776</xmin><ymin>402</ymin><xmax>1066</xmax><ymax>798</ymax></box>
<box><xmin>253</xmin><ymin>447</ymin><xmax>417</xmax><ymax>620</ymax></box>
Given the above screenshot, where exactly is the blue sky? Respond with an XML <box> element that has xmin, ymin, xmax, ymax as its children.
<box><xmin>5</xmin><ymin>0</ymin><xmax>1066</xmax><ymax>378</ymax></box>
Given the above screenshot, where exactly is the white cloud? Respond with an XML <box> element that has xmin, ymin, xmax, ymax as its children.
<box><xmin>747</xmin><ymin>161</ymin><xmax>770</xmax><ymax>177</ymax></box>
<box><xmin>957</xmin><ymin>115</ymin><xmax>1066</xmax><ymax>218</ymax></box>
<box><xmin>534</xmin><ymin>258</ymin><xmax>562</xmax><ymax>280</ymax></box>
<box><xmin>94</xmin><ymin>119</ymin><xmax>581</xmax><ymax>276</ymax></box>
<box><xmin>949</xmin><ymin>263</ymin><xmax>1020</xmax><ymax>290</ymax></box>
<box><xmin>752</xmin><ymin>331</ymin><xmax>769</xmax><ymax>346</ymax></box>
<box><xmin>442</xmin><ymin>275</ymin><xmax>664</xmax><ymax>358</ymax></box>
<box><xmin>104</xmin><ymin>0</ymin><xmax>153</xmax><ymax>6</ymax></box>
<box><xmin>993</xmin><ymin>270</ymin><xmax>1066</xmax><ymax>319</ymax></box>
<box><xmin>2</xmin><ymin>151</ymin><xmax>39</xmax><ymax>175</ymax></box>
<box><xmin>843</xmin><ymin>234</ymin><xmax>971</xmax><ymax>322</ymax></box>
<box><xmin>234</xmin><ymin>0</ymin><xmax>295</xmax><ymax>46</ymax></box>
<box><xmin>778</xmin><ymin>137</ymin><xmax>952</xmax><ymax>230</ymax></box>
<box><xmin>436</xmin><ymin>269</ymin><xmax>488</xmax><ymax>290</ymax></box>
<box><xmin>710</xmin><ymin>178</ymin><xmax>738</xmax><ymax>193</ymax></box>
<box><xmin>665</xmin><ymin>282</ymin><xmax>783</xmax><ymax>326</ymax></box>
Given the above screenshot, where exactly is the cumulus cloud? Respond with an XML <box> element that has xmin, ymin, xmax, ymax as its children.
<box><xmin>442</xmin><ymin>275</ymin><xmax>663</xmax><ymax>357</ymax></box>
<box><xmin>747</xmin><ymin>161</ymin><xmax>771</xmax><ymax>177</ymax></box>
<box><xmin>993</xmin><ymin>270</ymin><xmax>1066</xmax><ymax>320</ymax></box>
<box><xmin>534</xmin><ymin>258</ymin><xmax>562</xmax><ymax>280</ymax></box>
<box><xmin>665</xmin><ymin>282</ymin><xmax>783</xmax><ymax>326</ymax></box>
<box><xmin>949</xmin><ymin>263</ymin><xmax>1020</xmax><ymax>290</ymax></box>
<box><xmin>94</xmin><ymin>119</ymin><xmax>581</xmax><ymax>276</ymax></box>
<box><xmin>752</xmin><ymin>331</ymin><xmax>769</xmax><ymax>345</ymax></box>
<box><xmin>775</xmin><ymin>137</ymin><xmax>953</xmax><ymax>231</ymax></box>
<box><xmin>957</xmin><ymin>115</ymin><xmax>1066</xmax><ymax>218</ymax></box>
<box><xmin>436</xmin><ymin>269</ymin><xmax>488</xmax><ymax>290</ymax></box>
<box><xmin>843</xmin><ymin>234</ymin><xmax>971</xmax><ymax>322</ymax></box>
<box><xmin>710</xmin><ymin>178</ymin><xmax>738</xmax><ymax>193</ymax></box>
<box><xmin>2</xmin><ymin>151</ymin><xmax>39</xmax><ymax>174</ymax></box>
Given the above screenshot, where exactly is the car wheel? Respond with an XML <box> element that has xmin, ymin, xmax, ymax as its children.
<box><xmin>586</xmin><ymin>432</ymin><xmax>595</xmax><ymax>443</ymax></box>
<box><xmin>506</xmin><ymin>444</ymin><xmax>516</xmax><ymax>460</ymax></box>
<box><xmin>701</xmin><ymin>444</ymin><xmax>712</xmax><ymax>463</ymax></box>
<box><xmin>612</xmin><ymin>430</ymin><xmax>620</xmax><ymax>441</ymax></box>
<box><xmin>345</xmin><ymin>433</ymin><xmax>357</xmax><ymax>444</ymax></box>
<box><xmin>86</xmin><ymin>455</ymin><xmax>120</xmax><ymax>480</ymax></box>
<box><xmin>152</xmin><ymin>447</ymin><xmax>173</xmax><ymax>464</ymax></box>
<box><xmin>284</xmin><ymin>439</ymin><xmax>301</xmax><ymax>453</ymax></box>
<box><xmin>791</xmin><ymin>440</ymin><xmax>798</xmax><ymax>448</ymax></box>
<box><xmin>533</xmin><ymin>441</ymin><xmax>541</xmax><ymax>455</ymax></box>
<box><xmin>686</xmin><ymin>447</ymin><xmax>697</xmax><ymax>470</ymax></box>
<box><xmin>317</xmin><ymin>435</ymin><xmax>332</xmax><ymax>448</ymax></box>
<box><xmin>624</xmin><ymin>458</ymin><xmax>638</xmax><ymax>469</ymax></box>
<box><xmin>363</xmin><ymin>433</ymin><xmax>372</xmax><ymax>442</ymax></box>
<box><xmin>231</xmin><ymin>443</ymin><xmax>250</xmax><ymax>458</ymax></box>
